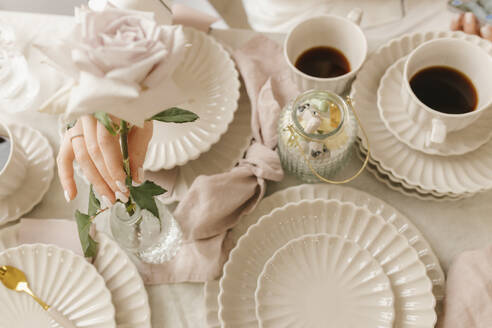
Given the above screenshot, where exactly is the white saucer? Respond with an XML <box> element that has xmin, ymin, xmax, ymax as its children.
<box><xmin>0</xmin><ymin>124</ymin><xmax>54</xmax><ymax>224</ymax></box>
<box><xmin>378</xmin><ymin>57</ymin><xmax>492</xmax><ymax>156</ymax></box>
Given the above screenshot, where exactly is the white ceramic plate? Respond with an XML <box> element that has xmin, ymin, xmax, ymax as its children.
<box><xmin>151</xmin><ymin>86</ymin><xmax>252</xmax><ymax>204</ymax></box>
<box><xmin>255</xmin><ymin>233</ymin><xmax>395</xmax><ymax>328</ymax></box>
<box><xmin>355</xmin><ymin>144</ymin><xmax>470</xmax><ymax>201</ymax></box>
<box><xmin>352</xmin><ymin>31</ymin><xmax>492</xmax><ymax>194</ymax></box>
<box><xmin>0</xmin><ymin>244</ymin><xmax>115</xmax><ymax>328</ymax></box>
<box><xmin>207</xmin><ymin>184</ymin><xmax>445</xmax><ymax>327</ymax></box>
<box><xmin>378</xmin><ymin>57</ymin><xmax>492</xmax><ymax>156</ymax></box>
<box><xmin>144</xmin><ymin>27</ymin><xmax>240</xmax><ymax>171</ymax></box>
<box><xmin>205</xmin><ymin>281</ymin><xmax>221</xmax><ymax>328</ymax></box>
<box><xmin>0</xmin><ymin>225</ymin><xmax>152</xmax><ymax>328</ymax></box>
<box><xmin>219</xmin><ymin>199</ymin><xmax>436</xmax><ymax>328</ymax></box>
<box><xmin>356</xmin><ymin>140</ymin><xmax>473</xmax><ymax>200</ymax></box>
<box><xmin>0</xmin><ymin>124</ymin><xmax>54</xmax><ymax>225</ymax></box>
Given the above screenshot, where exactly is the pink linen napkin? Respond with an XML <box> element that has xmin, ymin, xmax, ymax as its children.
<box><xmin>140</xmin><ymin>35</ymin><xmax>293</xmax><ymax>283</ymax></box>
<box><xmin>438</xmin><ymin>245</ymin><xmax>492</xmax><ymax>328</ymax></box>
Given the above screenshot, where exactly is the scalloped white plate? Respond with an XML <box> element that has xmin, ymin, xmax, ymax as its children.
<box><xmin>204</xmin><ymin>281</ymin><xmax>220</xmax><ymax>328</ymax></box>
<box><xmin>219</xmin><ymin>199</ymin><xmax>436</xmax><ymax>328</ymax></box>
<box><xmin>206</xmin><ymin>184</ymin><xmax>445</xmax><ymax>328</ymax></box>
<box><xmin>355</xmin><ymin>144</ymin><xmax>470</xmax><ymax>201</ymax></box>
<box><xmin>356</xmin><ymin>140</ymin><xmax>473</xmax><ymax>200</ymax></box>
<box><xmin>256</xmin><ymin>234</ymin><xmax>394</xmax><ymax>328</ymax></box>
<box><xmin>378</xmin><ymin>57</ymin><xmax>492</xmax><ymax>156</ymax></box>
<box><xmin>0</xmin><ymin>124</ymin><xmax>54</xmax><ymax>225</ymax></box>
<box><xmin>144</xmin><ymin>27</ymin><xmax>240</xmax><ymax>171</ymax></box>
<box><xmin>351</xmin><ymin>30</ymin><xmax>492</xmax><ymax>194</ymax></box>
<box><xmin>0</xmin><ymin>244</ymin><xmax>115</xmax><ymax>328</ymax></box>
<box><xmin>0</xmin><ymin>226</ymin><xmax>151</xmax><ymax>328</ymax></box>
<box><xmin>152</xmin><ymin>86</ymin><xmax>252</xmax><ymax>204</ymax></box>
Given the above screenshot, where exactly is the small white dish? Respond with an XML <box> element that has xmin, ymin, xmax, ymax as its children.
<box><xmin>351</xmin><ymin>30</ymin><xmax>492</xmax><ymax>194</ymax></box>
<box><xmin>144</xmin><ymin>27</ymin><xmax>240</xmax><ymax>171</ymax></box>
<box><xmin>0</xmin><ymin>225</ymin><xmax>152</xmax><ymax>328</ymax></box>
<box><xmin>255</xmin><ymin>233</ymin><xmax>394</xmax><ymax>328</ymax></box>
<box><xmin>0</xmin><ymin>244</ymin><xmax>115</xmax><ymax>328</ymax></box>
<box><xmin>219</xmin><ymin>199</ymin><xmax>436</xmax><ymax>328</ymax></box>
<box><xmin>0</xmin><ymin>124</ymin><xmax>54</xmax><ymax>225</ymax></box>
<box><xmin>378</xmin><ymin>57</ymin><xmax>492</xmax><ymax>156</ymax></box>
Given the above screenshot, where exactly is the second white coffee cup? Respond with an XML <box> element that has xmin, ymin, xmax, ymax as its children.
<box><xmin>402</xmin><ymin>38</ymin><xmax>492</xmax><ymax>146</ymax></box>
<box><xmin>284</xmin><ymin>9</ymin><xmax>367</xmax><ymax>94</ymax></box>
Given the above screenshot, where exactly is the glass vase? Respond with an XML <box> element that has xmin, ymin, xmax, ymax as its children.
<box><xmin>109</xmin><ymin>199</ymin><xmax>182</xmax><ymax>264</ymax></box>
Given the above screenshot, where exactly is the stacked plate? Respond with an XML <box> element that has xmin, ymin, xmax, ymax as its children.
<box><xmin>351</xmin><ymin>30</ymin><xmax>492</xmax><ymax>200</ymax></box>
<box><xmin>142</xmin><ymin>27</ymin><xmax>250</xmax><ymax>204</ymax></box>
<box><xmin>0</xmin><ymin>225</ymin><xmax>151</xmax><ymax>328</ymax></box>
<box><xmin>206</xmin><ymin>184</ymin><xmax>443</xmax><ymax>328</ymax></box>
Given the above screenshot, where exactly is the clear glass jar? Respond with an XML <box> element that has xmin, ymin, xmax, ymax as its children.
<box><xmin>110</xmin><ymin>200</ymin><xmax>182</xmax><ymax>264</ymax></box>
<box><xmin>278</xmin><ymin>90</ymin><xmax>358</xmax><ymax>183</ymax></box>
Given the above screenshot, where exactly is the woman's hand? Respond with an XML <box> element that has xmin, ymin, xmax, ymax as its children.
<box><xmin>451</xmin><ymin>12</ymin><xmax>492</xmax><ymax>41</ymax></box>
<box><xmin>58</xmin><ymin>115</ymin><xmax>153</xmax><ymax>207</ymax></box>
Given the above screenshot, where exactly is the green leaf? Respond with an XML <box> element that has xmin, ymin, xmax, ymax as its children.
<box><xmin>94</xmin><ymin>112</ymin><xmax>117</xmax><ymax>135</ymax></box>
<box><xmin>129</xmin><ymin>181</ymin><xmax>166</xmax><ymax>218</ymax></box>
<box><xmin>149</xmin><ymin>107</ymin><xmax>199</xmax><ymax>123</ymax></box>
<box><xmin>66</xmin><ymin>120</ymin><xmax>77</xmax><ymax>130</ymax></box>
<box><xmin>75</xmin><ymin>210</ymin><xmax>98</xmax><ymax>258</ymax></box>
<box><xmin>88</xmin><ymin>185</ymin><xmax>101</xmax><ymax>217</ymax></box>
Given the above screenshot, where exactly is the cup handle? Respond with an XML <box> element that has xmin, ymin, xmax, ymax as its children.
<box><xmin>425</xmin><ymin>119</ymin><xmax>447</xmax><ymax>147</ymax></box>
<box><xmin>347</xmin><ymin>8</ymin><xmax>363</xmax><ymax>25</ymax></box>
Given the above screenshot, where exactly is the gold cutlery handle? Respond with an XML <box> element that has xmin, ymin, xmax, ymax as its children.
<box><xmin>19</xmin><ymin>282</ymin><xmax>50</xmax><ymax>310</ymax></box>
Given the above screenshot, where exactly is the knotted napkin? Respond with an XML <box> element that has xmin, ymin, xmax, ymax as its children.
<box><xmin>139</xmin><ymin>35</ymin><xmax>294</xmax><ymax>283</ymax></box>
<box><xmin>438</xmin><ymin>245</ymin><xmax>492</xmax><ymax>328</ymax></box>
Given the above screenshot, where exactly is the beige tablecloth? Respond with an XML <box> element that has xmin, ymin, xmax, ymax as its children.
<box><xmin>2</xmin><ymin>1</ymin><xmax>492</xmax><ymax>327</ymax></box>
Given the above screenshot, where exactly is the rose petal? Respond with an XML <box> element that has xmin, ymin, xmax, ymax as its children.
<box><xmin>33</xmin><ymin>41</ymin><xmax>79</xmax><ymax>79</ymax></box>
<box><xmin>144</xmin><ymin>25</ymin><xmax>186</xmax><ymax>87</ymax></box>
<box><xmin>65</xmin><ymin>71</ymin><xmax>140</xmax><ymax>121</ymax></box>
<box><xmin>72</xmin><ymin>49</ymin><xmax>105</xmax><ymax>77</ymax></box>
<box><xmin>106</xmin><ymin>47</ymin><xmax>167</xmax><ymax>83</ymax></box>
<box><xmin>39</xmin><ymin>81</ymin><xmax>74</xmax><ymax>115</ymax></box>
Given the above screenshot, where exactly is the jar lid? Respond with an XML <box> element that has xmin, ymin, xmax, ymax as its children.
<box><xmin>291</xmin><ymin>90</ymin><xmax>347</xmax><ymax>141</ymax></box>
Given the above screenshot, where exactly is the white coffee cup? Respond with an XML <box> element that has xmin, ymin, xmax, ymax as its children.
<box><xmin>284</xmin><ymin>9</ymin><xmax>367</xmax><ymax>94</ymax></box>
<box><xmin>402</xmin><ymin>38</ymin><xmax>492</xmax><ymax>147</ymax></box>
<box><xmin>0</xmin><ymin>121</ymin><xmax>27</xmax><ymax>198</ymax></box>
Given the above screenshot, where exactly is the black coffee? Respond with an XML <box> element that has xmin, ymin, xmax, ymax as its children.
<box><xmin>0</xmin><ymin>136</ymin><xmax>10</xmax><ymax>171</ymax></box>
<box><xmin>409</xmin><ymin>66</ymin><xmax>477</xmax><ymax>115</ymax></box>
<box><xmin>295</xmin><ymin>46</ymin><xmax>351</xmax><ymax>78</ymax></box>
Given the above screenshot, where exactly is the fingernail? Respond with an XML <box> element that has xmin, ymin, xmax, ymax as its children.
<box><xmin>464</xmin><ymin>12</ymin><xmax>475</xmax><ymax>24</ymax></box>
<box><xmin>115</xmin><ymin>191</ymin><xmax>129</xmax><ymax>203</ymax></box>
<box><xmin>481</xmin><ymin>25</ymin><xmax>491</xmax><ymax>38</ymax></box>
<box><xmin>138</xmin><ymin>167</ymin><xmax>144</xmax><ymax>182</ymax></box>
<box><xmin>64</xmin><ymin>190</ymin><xmax>71</xmax><ymax>202</ymax></box>
<box><xmin>116</xmin><ymin>180</ymin><xmax>128</xmax><ymax>193</ymax></box>
<box><xmin>102</xmin><ymin>196</ymin><xmax>112</xmax><ymax>208</ymax></box>
<box><xmin>451</xmin><ymin>13</ymin><xmax>461</xmax><ymax>24</ymax></box>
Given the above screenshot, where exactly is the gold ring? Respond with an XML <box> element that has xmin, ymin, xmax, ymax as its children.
<box><xmin>70</xmin><ymin>134</ymin><xmax>84</xmax><ymax>141</ymax></box>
